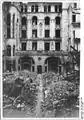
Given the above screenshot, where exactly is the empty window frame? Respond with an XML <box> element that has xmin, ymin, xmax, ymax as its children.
<box><xmin>22</xmin><ymin>43</ymin><xmax>26</xmax><ymax>51</ymax></box>
<box><xmin>32</xmin><ymin>16</ymin><xmax>37</xmax><ymax>25</ymax></box>
<box><xmin>35</xmin><ymin>5</ymin><xmax>38</xmax><ymax>12</ymax></box>
<box><xmin>55</xmin><ymin>42</ymin><xmax>60</xmax><ymax>51</ymax></box>
<box><xmin>25</xmin><ymin>5</ymin><xmax>27</xmax><ymax>12</ymax></box>
<box><xmin>6</xmin><ymin>60</ymin><xmax>11</xmax><ymax>72</ymax></box>
<box><xmin>59</xmin><ymin>4</ymin><xmax>62</xmax><ymax>12</ymax></box>
<box><xmin>45</xmin><ymin>42</ymin><xmax>50</xmax><ymax>51</ymax></box>
<box><xmin>22</xmin><ymin>17</ymin><xmax>27</xmax><ymax>25</ymax></box>
<box><xmin>7</xmin><ymin>13</ymin><xmax>11</xmax><ymax>38</ymax></box>
<box><xmin>56</xmin><ymin>17</ymin><xmax>60</xmax><ymax>25</ymax></box>
<box><xmin>55</xmin><ymin>30</ymin><xmax>60</xmax><ymax>38</ymax></box>
<box><xmin>22</xmin><ymin>30</ymin><xmax>26</xmax><ymax>38</ymax></box>
<box><xmin>7</xmin><ymin>45</ymin><xmax>11</xmax><ymax>56</ymax></box>
<box><xmin>32</xmin><ymin>29</ymin><xmax>37</xmax><ymax>38</ymax></box>
<box><xmin>45</xmin><ymin>30</ymin><xmax>50</xmax><ymax>38</ymax></box>
<box><xmin>32</xmin><ymin>42</ymin><xmax>37</xmax><ymax>50</ymax></box>
<box><xmin>55</xmin><ymin>4</ymin><xmax>62</xmax><ymax>13</ymax></box>
<box><xmin>21</xmin><ymin>5</ymin><xmax>23</xmax><ymax>12</ymax></box>
<box><xmin>31</xmin><ymin>5</ymin><xmax>38</xmax><ymax>12</ymax></box>
<box><xmin>72</xmin><ymin>14</ymin><xmax>76</xmax><ymax>22</ymax></box>
<box><xmin>44</xmin><ymin>5</ymin><xmax>51</xmax><ymax>12</ymax></box>
<box><xmin>45</xmin><ymin>17</ymin><xmax>50</xmax><ymax>25</ymax></box>
<box><xmin>74</xmin><ymin>3</ymin><xmax>77</xmax><ymax>8</ymax></box>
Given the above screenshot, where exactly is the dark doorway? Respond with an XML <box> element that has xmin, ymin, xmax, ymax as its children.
<box><xmin>37</xmin><ymin>65</ymin><xmax>42</xmax><ymax>74</ymax></box>
<box><xmin>20</xmin><ymin>57</ymin><xmax>34</xmax><ymax>72</ymax></box>
<box><xmin>45</xmin><ymin>57</ymin><xmax>61</xmax><ymax>73</ymax></box>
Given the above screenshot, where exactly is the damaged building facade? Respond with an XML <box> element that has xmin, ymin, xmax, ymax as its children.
<box><xmin>2</xmin><ymin>2</ymin><xmax>80</xmax><ymax>74</ymax></box>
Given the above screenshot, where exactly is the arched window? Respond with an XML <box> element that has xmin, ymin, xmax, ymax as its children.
<box><xmin>45</xmin><ymin>17</ymin><xmax>50</xmax><ymax>25</ymax></box>
<box><xmin>7</xmin><ymin>45</ymin><xmax>11</xmax><ymax>56</ymax></box>
<box><xmin>32</xmin><ymin>16</ymin><xmax>38</xmax><ymax>25</ymax></box>
<box><xmin>7</xmin><ymin>13</ymin><xmax>11</xmax><ymax>38</ymax></box>
<box><xmin>22</xmin><ymin>17</ymin><xmax>27</xmax><ymax>25</ymax></box>
<box><xmin>55</xmin><ymin>17</ymin><xmax>60</xmax><ymax>25</ymax></box>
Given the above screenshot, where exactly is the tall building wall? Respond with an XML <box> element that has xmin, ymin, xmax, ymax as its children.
<box><xmin>2</xmin><ymin>2</ymin><xmax>80</xmax><ymax>73</ymax></box>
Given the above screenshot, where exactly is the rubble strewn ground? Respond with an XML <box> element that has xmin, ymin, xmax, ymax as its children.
<box><xmin>3</xmin><ymin>70</ymin><xmax>79</xmax><ymax>118</ymax></box>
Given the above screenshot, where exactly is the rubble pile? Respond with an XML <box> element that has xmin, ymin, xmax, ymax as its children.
<box><xmin>21</xmin><ymin>81</ymin><xmax>38</xmax><ymax>105</ymax></box>
<box><xmin>41</xmin><ymin>72</ymin><xmax>79</xmax><ymax>115</ymax></box>
<box><xmin>42</xmin><ymin>72</ymin><xmax>64</xmax><ymax>88</ymax></box>
<box><xmin>3</xmin><ymin>70</ymin><xmax>38</xmax><ymax>110</ymax></box>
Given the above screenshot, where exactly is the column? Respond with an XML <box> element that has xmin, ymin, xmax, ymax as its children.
<box><xmin>11</xmin><ymin>45</ymin><xmax>13</xmax><ymax>57</ymax></box>
<box><xmin>11</xmin><ymin>13</ymin><xmax>13</xmax><ymax>38</ymax></box>
<box><xmin>3</xmin><ymin>56</ymin><xmax>6</xmax><ymax>72</ymax></box>
<box><xmin>50</xmin><ymin>19</ymin><xmax>55</xmax><ymax>38</ymax></box>
<box><xmin>47</xmin><ymin>60</ymin><xmax>48</xmax><ymax>73</ymax></box>
<box><xmin>16</xmin><ymin>57</ymin><xmax>18</xmax><ymax>71</ymax></box>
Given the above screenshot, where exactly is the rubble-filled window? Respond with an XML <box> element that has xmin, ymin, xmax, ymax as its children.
<box><xmin>55</xmin><ymin>4</ymin><xmax>62</xmax><ymax>13</ymax></box>
<box><xmin>13</xmin><ymin>14</ymin><xmax>15</xmax><ymax>38</ymax></box>
<box><xmin>32</xmin><ymin>16</ymin><xmax>37</xmax><ymax>25</ymax></box>
<box><xmin>32</xmin><ymin>29</ymin><xmax>37</xmax><ymax>38</ymax></box>
<box><xmin>22</xmin><ymin>30</ymin><xmax>26</xmax><ymax>38</ymax></box>
<box><xmin>44</xmin><ymin>5</ymin><xmax>51</xmax><ymax>12</ymax></box>
<box><xmin>55</xmin><ymin>42</ymin><xmax>60</xmax><ymax>51</ymax></box>
<box><xmin>45</xmin><ymin>30</ymin><xmax>50</xmax><ymax>38</ymax></box>
<box><xmin>72</xmin><ymin>15</ymin><xmax>76</xmax><ymax>22</ymax></box>
<box><xmin>22</xmin><ymin>43</ymin><xmax>26</xmax><ymax>51</ymax></box>
<box><xmin>32</xmin><ymin>42</ymin><xmax>37</xmax><ymax>50</ymax></box>
<box><xmin>7</xmin><ymin>13</ymin><xmax>11</xmax><ymax>38</ymax></box>
<box><xmin>7</xmin><ymin>45</ymin><xmax>11</xmax><ymax>56</ymax></box>
<box><xmin>22</xmin><ymin>17</ymin><xmax>27</xmax><ymax>25</ymax></box>
<box><xmin>13</xmin><ymin>45</ymin><xmax>15</xmax><ymax>56</ymax></box>
<box><xmin>31</xmin><ymin>5</ymin><xmax>38</xmax><ymax>12</ymax></box>
<box><xmin>56</xmin><ymin>17</ymin><xmax>60</xmax><ymax>25</ymax></box>
<box><xmin>55</xmin><ymin>30</ymin><xmax>60</xmax><ymax>37</ymax></box>
<box><xmin>45</xmin><ymin>17</ymin><xmax>50</xmax><ymax>25</ymax></box>
<box><xmin>45</xmin><ymin>42</ymin><xmax>50</xmax><ymax>51</ymax></box>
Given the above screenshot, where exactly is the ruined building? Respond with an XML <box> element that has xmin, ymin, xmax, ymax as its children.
<box><xmin>2</xmin><ymin>2</ymin><xmax>80</xmax><ymax>73</ymax></box>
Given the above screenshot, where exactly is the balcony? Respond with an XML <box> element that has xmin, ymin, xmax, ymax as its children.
<box><xmin>55</xmin><ymin>24</ymin><xmax>61</xmax><ymax>29</ymax></box>
<box><xmin>72</xmin><ymin>22</ymin><xmax>80</xmax><ymax>28</ymax></box>
<box><xmin>20</xmin><ymin>37</ymin><xmax>27</xmax><ymax>41</ymax></box>
<box><xmin>53</xmin><ymin>37</ymin><xmax>61</xmax><ymax>41</ymax></box>
<box><xmin>45</xmin><ymin>25</ymin><xmax>50</xmax><ymax>29</ymax></box>
<box><xmin>15</xmin><ymin>50</ymin><xmax>68</xmax><ymax>56</ymax></box>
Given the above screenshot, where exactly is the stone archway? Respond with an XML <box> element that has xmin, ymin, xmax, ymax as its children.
<box><xmin>44</xmin><ymin>57</ymin><xmax>61</xmax><ymax>73</ymax></box>
<box><xmin>20</xmin><ymin>56</ymin><xmax>35</xmax><ymax>72</ymax></box>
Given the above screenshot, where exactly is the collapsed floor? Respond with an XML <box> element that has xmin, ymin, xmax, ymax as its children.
<box><xmin>3</xmin><ymin>70</ymin><xmax>79</xmax><ymax>118</ymax></box>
